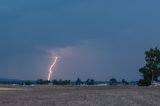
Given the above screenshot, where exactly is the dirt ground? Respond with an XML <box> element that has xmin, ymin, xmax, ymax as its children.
<box><xmin>0</xmin><ymin>85</ymin><xmax>159</xmax><ymax>106</ymax></box>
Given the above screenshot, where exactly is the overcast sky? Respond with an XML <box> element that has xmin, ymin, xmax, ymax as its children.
<box><xmin>0</xmin><ymin>0</ymin><xmax>160</xmax><ymax>81</ymax></box>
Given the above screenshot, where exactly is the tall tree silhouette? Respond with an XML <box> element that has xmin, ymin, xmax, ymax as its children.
<box><xmin>139</xmin><ymin>47</ymin><xmax>160</xmax><ymax>86</ymax></box>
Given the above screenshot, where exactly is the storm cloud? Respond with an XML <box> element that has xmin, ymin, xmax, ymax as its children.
<box><xmin>0</xmin><ymin>0</ymin><xmax>160</xmax><ymax>81</ymax></box>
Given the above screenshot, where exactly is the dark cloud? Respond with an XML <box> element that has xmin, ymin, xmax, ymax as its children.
<box><xmin>0</xmin><ymin>0</ymin><xmax>160</xmax><ymax>80</ymax></box>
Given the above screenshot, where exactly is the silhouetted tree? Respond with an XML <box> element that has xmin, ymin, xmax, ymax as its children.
<box><xmin>36</xmin><ymin>79</ymin><xmax>49</xmax><ymax>85</ymax></box>
<box><xmin>66</xmin><ymin>80</ymin><xmax>71</xmax><ymax>85</ymax></box>
<box><xmin>86</xmin><ymin>79</ymin><xmax>90</xmax><ymax>85</ymax></box>
<box><xmin>139</xmin><ymin>47</ymin><xmax>160</xmax><ymax>86</ymax></box>
<box><xmin>58</xmin><ymin>79</ymin><xmax>63</xmax><ymax>85</ymax></box>
<box><xmin>90</xmin><ymin>79</ymin><xmax>95</xmax><ymax>85</ymax></box>
<box><xmin>85</xmin><ymin>79</ymin><xmax>95</xmax><ymax>85</ymax></box>
<box><xmin>25</xmin><ymin>81</ymin><xmax>31</xmax><ymax>85</ymax></box>
<box><xmin>52</xmin><ymin>79</ymin><xmax>58</xmax><ymax>85</ymax></box>
<box><xmin>121</xmin><ymin>79</ymin><xmax>128</xmax><ymax>85</ymax></box>
<box><xmin>36</xmin><ymin>79</ymin><xmax>43</xmax><ymax>84</ymax></box>
<box><xmin>109</xmin><ymin>78</ymin><xmax>118</xmax><ymax>85</ymax></box>
<box><xmin>52</xmin><ymin>79</ymin><xmax>71</xmax><ymax>85</ymax></box>
<box><xmin>76</xmin><ymin>78</ymin><xmax>82</xmax><ymax>85</ymax></box>
<box><xmin>62</xmin><ymin>80</ymin><xmax>71</xmax><ymax>85</ymax></box>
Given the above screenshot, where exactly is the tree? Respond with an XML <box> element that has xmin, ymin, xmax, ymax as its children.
<box><xmin>85</xmin><ymin>79</ymin><xmax>90</xmax><ymax>85</ymax></box>
<box><xmin>121</xmin><ymin>79</ymin><xmax>128</xmax><ymax>85</ymax></box>
<box><xmin>52</xmin><ymin>79</ymin><xmax>58</xmax><ymax>85</ymax></box>
<box><xmin>109</xmin><ymin>78</ymin><xmax>118</xmax><ymax>85</ymax></box>
<box><xmin>62</xmin><ymin>80</ymin><xmax>71</xmax><ymax>85</ymax></box>
<box><xmin>36</xmin><ymin>79</ymin><xmax>44</xmax><ymax>84</ymax></box>
<box><xmin>76</xmin><ymin>78</ymin><xmax>82</xmax><ymax>85</ymax></box>
<box><xmin>85</xmin><ymin>79</ymin><xmax>95</xmax><ymax>85</ymax></box>
<box><xmin>58</xmin><ymin>79</ymin><xmax>63</xmax><ymax>85</ymax></box>
<box><xmin>36</xmin><ymin>79</ymin><xmax>49</xmax><ymax>85</ymax></box>
<box><xmin>90</xmin><ymin>79</ymin><xmax>95</xmax><ymax>85</ymax></box>
<box><xmin>52</xmin><ymin>79</ymin><xmax>71</xmax><ymax>85</ymax></box>
<box><xmin>25</xmin><ymin>81</ymin><xmax>32</xmax><ymax>85</ymax></box>
<box><xmin>139</xmin><ymin>47</ymin><xmax>160</xmax><ymax>86</ymax></box>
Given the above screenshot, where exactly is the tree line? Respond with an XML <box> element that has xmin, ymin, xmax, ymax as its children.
<box><xmin>0</xmin><ymin>78</ymin><xmax>133</xmax><ymax>86</ymax></box>
<box><xmin>36</xmin><ymin>78</ymin><xmax>96</xmax><ymax>85</ymax></box>
<box><xmin>35</xmin><ymin>78</ymin><xmax>130</xmax><ymax>86</ymax></box>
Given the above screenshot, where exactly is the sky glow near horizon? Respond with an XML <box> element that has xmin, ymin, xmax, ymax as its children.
<box><xmin>0</xmin><ymin>0</ymin><xmax>160</xmax><ymax>81</ymax></box>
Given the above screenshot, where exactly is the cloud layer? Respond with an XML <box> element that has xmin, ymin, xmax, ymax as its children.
<box><xmin>0</xmin><ymin>0</ymin><xmax>160</xmax><ymax>80</ymax></box>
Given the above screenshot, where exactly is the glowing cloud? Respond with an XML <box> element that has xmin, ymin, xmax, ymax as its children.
<box><xmin>48</xmin><ymin>57</ymin><xmax>59</xmax><ymax>81</ymax></box>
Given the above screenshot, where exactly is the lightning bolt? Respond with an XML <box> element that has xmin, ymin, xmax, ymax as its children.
<box><xmin>48</xmin><ymin>57</ymin><xmax>59</xmax><ymax>81</ymax></box>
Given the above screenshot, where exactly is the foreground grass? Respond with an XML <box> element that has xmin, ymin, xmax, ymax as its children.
<box><xmin>0</xmin><ymin>85</ymin><xmax>159</xmax><ymax>106</ymax></box>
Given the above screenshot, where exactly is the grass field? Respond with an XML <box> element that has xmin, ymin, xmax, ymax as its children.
<box><xmin>0</xmin><ymin>85</ymin><xmax>159</xmax><ymax>106</ymax></box>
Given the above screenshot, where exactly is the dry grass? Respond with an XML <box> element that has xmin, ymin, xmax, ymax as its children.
<box><xmin>0</xmin><ymin>85</ymin><xmax>160</xmax><ymax>106</ymax></box>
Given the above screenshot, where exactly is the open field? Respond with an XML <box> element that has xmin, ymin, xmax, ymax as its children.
<box><xmin>0</xmin><ymin>85</ymin><xmax>160</xmax><ymax>106</ymax></box>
